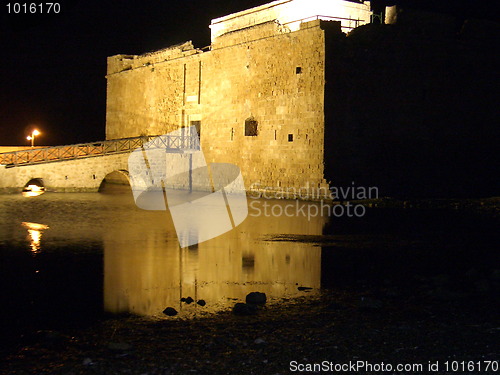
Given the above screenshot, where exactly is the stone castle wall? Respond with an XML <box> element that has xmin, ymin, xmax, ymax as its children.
<box><xmin>106</xmin><ymin>19</ymin><xmax>333</xmax><ymax>195</ymax></box>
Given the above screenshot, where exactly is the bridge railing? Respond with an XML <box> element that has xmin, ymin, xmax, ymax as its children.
<box><xmin>0</xmin><ymin>134</ymin><xmax>199</xmax><ymax>168</ymax></box>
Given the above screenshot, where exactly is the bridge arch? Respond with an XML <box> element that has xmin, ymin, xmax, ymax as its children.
<box><xmin>23</xmin><ymin>178</ymin><xmax>44</xmax><ymax>189</ymax></box>
<box><xmin>98</xmin><ymin>170</ymin><xmax>131</xmax><ymax>193</ymax></box>
<box><xmin>21</xmin><ymin>178</ymin><xmax>45</xmax><ymax>196</ymax></box>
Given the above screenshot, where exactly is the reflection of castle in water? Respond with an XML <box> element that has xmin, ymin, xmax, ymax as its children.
<box><xmin>104</xmin><ymin>199</ymin><xmax>326</xmax><ymax>316</ymax></box>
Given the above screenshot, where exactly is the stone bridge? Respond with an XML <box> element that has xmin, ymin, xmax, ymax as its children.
<box><xmin>0</xmin><ymin>135</ymin><xmax>198</xmax><ymax>193</ymax></box>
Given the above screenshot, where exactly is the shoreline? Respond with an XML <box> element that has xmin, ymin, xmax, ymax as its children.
<box><xmin>2</xmin><ymin>276</ymin><xmax>498</xmax><ymax>374</ymax></box>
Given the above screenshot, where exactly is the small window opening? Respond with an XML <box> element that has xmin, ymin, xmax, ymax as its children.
<box><xmin>242</xmin><ymin>255</ymin><xmax>255</xmax><ymax>269</ymax></box>
<box><xmin>288</xmin><ymin>134</ymin><xmax>294</xmax><ymax>142</ymax></box>
<box><xmin>296</xmin><ymin>66</ymin><xmax>302</xmax><ymax>74</ymax></box>
<box><xmin>245</xmin><ymin>117</ymin><xmax>258</xmax><ymax>136</ymax></box>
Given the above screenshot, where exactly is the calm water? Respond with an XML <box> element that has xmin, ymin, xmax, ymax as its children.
<box><xmin>0</xmin><ymin>190</ymin><xmax>497</xmax><ymax>346</ymax></box>
<box><xmin>0</xmin><ymin>191</ymin><xmax>325</xmax><ymax>332</ymax></box>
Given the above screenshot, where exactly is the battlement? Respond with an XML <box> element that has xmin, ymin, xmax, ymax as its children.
<box><xmin>107</xmin><ymin>41</ymin><xmax>201</xmax><ymax>75</ymax></box>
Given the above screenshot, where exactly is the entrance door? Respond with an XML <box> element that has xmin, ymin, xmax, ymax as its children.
<box><xmin>191</xmin><ymin>121</ymin><xmax>201</xmax><ymax>141</ymax></box>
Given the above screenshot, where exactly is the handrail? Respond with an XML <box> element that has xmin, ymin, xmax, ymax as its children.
<box><xmin>282</xmin><ymin>15</ymin><xmax>363</xmax><ymax>30</ymax></box>
<box><xmin>0</xmin><ymin>134</ymin><xmax>199</xmax><ymax>168</ymax></box>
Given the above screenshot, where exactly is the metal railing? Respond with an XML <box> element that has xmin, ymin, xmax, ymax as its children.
<box><xmin>0</xmin><ymin>134</ymin><xmax>200</xmax><ymax>168</ymax></box>
<box><xmin>283</xmin><ymin>15</ymin><xmax>363</xmax><ymax>31</ymax></box>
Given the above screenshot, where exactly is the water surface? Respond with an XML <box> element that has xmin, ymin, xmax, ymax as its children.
<box><xmin>0</xmin><ymin>191</ymin><xmax>325</xmax><ymax>325</ymax></box>
<box><xmin>1</xmin><ymin>191</ymin><xmax>497</xmax><ymax>349</ymax></box>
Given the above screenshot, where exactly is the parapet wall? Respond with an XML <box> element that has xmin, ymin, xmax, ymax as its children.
<box><xmin>107</xmin><ymin>41</ymin><xmax>201</xmax><ymax>76</ymax></box>
<box><xmin>209</xmin><ymin>0</ymin><xmax>371</xmax><ymax>40</ymax></box>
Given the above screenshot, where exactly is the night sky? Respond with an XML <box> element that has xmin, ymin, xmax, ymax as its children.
<box><xmin>0</xmin><ymin>0</ymin><xmax>495</xmax><ymax>146</ymax></box>
<box><xmin>0</xmin><ymin>0</ymin><xmax>271</xmax><ymax>146</ymax></box>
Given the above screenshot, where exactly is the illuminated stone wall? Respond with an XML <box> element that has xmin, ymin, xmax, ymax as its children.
<box><xmin>106</xmin><ymin>18</ymin><xmax>335</xmax><ymax>194</ymax></box>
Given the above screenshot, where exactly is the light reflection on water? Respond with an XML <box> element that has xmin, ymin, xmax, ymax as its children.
<box><xmin>21</xmin><ymin>222</ymin><xmax>49</xmax><ymax>253</ymax></box>
<box><xmin>0</xmin><ymin>192</ymin><xmax>327</xmax><ymax>318</ymax></box>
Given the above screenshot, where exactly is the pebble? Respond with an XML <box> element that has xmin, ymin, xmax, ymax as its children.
<box><xmin>163</xmin><ymin>307</ymin><xmax>178</xmax><ymax>316</ymax></box>
<box><xmin>246</xmin><ymin>292</ymin><xmax>267</xmax><ymax>304</ymax></box>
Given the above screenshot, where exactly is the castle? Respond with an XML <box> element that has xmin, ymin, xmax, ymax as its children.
<box><xmin>106</xmin><ymin>0</ymin><xmax>498</xmax><ymax>198</ymax></box>
<box><xmin>105</xmin><ymin>0</ymin><xmax>383</xmax><ymax>197</ymax></box>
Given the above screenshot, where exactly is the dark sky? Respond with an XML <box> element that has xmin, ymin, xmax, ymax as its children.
<box><xmin>0</xmin><ymin>0</ymin><xmax>494</xmax><ymax>146</ymax></box>
<box><xmin>0</xmin><ymin>0</ymin><xmax>271</xmax><ymax>146</ymax></box>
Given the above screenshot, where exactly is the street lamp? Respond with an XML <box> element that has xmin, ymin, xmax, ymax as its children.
<box><xmin>27</xmin><ymin>130</ymin><xmax>40</xmax><ymax>147</ymax></box>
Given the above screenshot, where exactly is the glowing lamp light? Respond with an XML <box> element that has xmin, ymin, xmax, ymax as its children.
<box><xmin>27</xmin><ymin>129</ymin><xmax>41</xmax><ymax>147</ymax></box>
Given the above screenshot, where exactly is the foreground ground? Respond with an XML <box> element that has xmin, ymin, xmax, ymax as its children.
<box><xmin>1</xmin><ymin>277</ymin><xmax>498</xmax><ymax>375</ymax></box>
